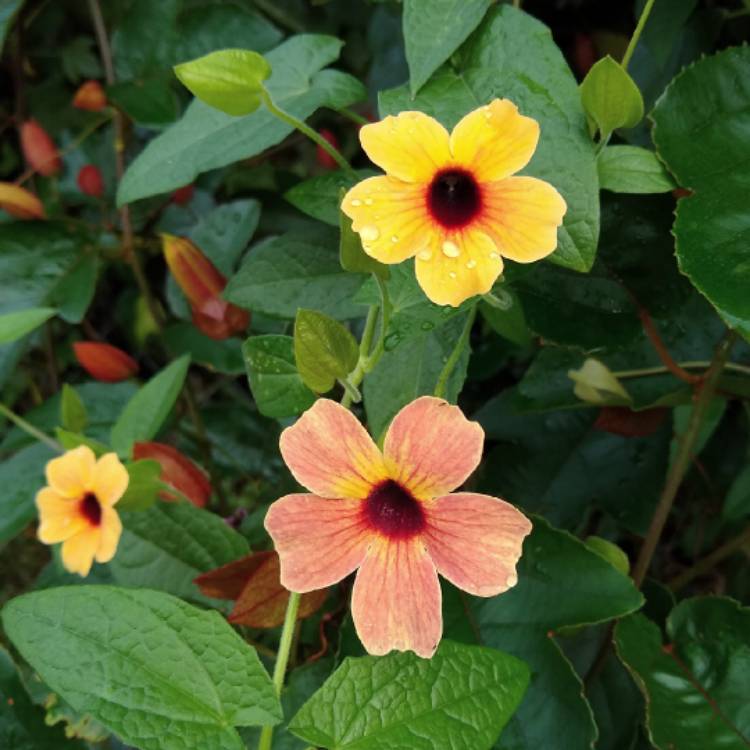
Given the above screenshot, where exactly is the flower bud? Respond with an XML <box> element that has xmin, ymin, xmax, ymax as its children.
<box><xmin>161</xmin><ymin>234</ymin><xmax>249</xmax><ymax>340</ymax></box>
<box><xmin>0</xmin><ymin>182</ymin><xmax>45</xmax><ymax>219</ymax></box>
<box><xmin>133</xmin><ymin>441</ymin><xmax>211</xmax><ymax>508</ymax></box>
<box><xmin>171</xmin><ymin>184</ymin><xmax>194</xmax><ymax>205</ymax></box>
<box><xmin>72</xmin><ymin>80</ymin><xmax>107</xmax><ymax>111</ymax></box>
<box><xmin>20</xmin><ymin>119</ymin><xmax>61</xmax><ymax>177</ymax></box>
<box><xmin>77</xmin><ymin>165</ymin><xmax>104</xmax><ymax>197</ymax></box>
<box><xmin>73</xmin><ymin>341</ymin><xmax>138</xmax><ymax>382</ymax></box>
<box><xmin>568</xmin><ymin>358</ymin><xmax>632</xmax><ymax>405</ymax></box>
<box><xmin>316</xmin><ymin>128</ymin><xmax>339</xmax><ymax>170</ymax></box>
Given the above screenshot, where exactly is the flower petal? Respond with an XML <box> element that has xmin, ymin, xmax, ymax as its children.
<box><xmin>265</xmin><ymin>493</ymin><xmax>371</xmax><ymax>592</ymax></box>
<box><xmin>383</xmin><ymin>396</ymin><xmax>484</xmax><ymax>499</ymax></box>
<box><xmin>478</xmin><ymin>176</ymin><xmax>567</xmax><ymax>263</ymax></box>
<box><xmin>424</xmin><ymin>492</ymin><xmax>532</xmax><ymax>596</ymax></box>
<box><xmin>414</xmin><ymin>228</ymin><xmax>503</xmax><ymax>307</ymax></box>
<box><xmin>279</xmin><ymin>399</ymin><xmax>386</xmax><ymax>499</ymax></box>
<box><xmin>359</xmin><ymin>111</ymin><xmax>451</xmax><ymax>183</ymax></box>
<box><xmin>341</xmin><ymin>176</ymin><xmax>431</xmax><ymax>264</ymax></box>
<box><xmin>45</xmin><ymin>445</ymin><xmax>96</xmax><ymax>498</ymax></box>
<box><xmin>61</xmin><ymin>527</ymin><xmax>100</xmax><ymax>577</ymax></box>
<box><xmin>450</xmin><ymin>99</ymin><xmax>539</xmax><ymax>182</ymax></box>
<box><xmin>351</xmin><ymin>537</ymin><xmax>441</xmax><ymax>658</ymax></box>
<box><xmin>36</xmin><ymin>487</ymin><xmax>87</xmax><ymax>543</ymax></box>
<box><xmin>92</xmin><ymin>453</ymin><xmax>129</xmax><ymax>507</ymax></box>
<box><xmin>95</xmin><ymin>506</ymin><xmax>122</xmax><ymax>563</ymax></box>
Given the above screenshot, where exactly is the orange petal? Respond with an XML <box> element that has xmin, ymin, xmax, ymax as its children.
<box><xmin>45</xmin><ymin>445</ymin><xmax>96</xmax><ymax>498</ymax></box>
<box><xmin>95</xmin><ymin>506</ymin><xmax>122</xmax><ymax>563</ymax></box>
<box><xmin>351</xmin><ymin>537</ymin><xmax>441</xmax><ymax>658</ymax></box>
<box><xmin>73</xmin><ymin>341</ymin><xmax>138</xmax><ymax>382</ymax></box>
<box><xmin>0</xmin><ymin>182</ymin><xmax>45</xmax><ymax>219</ymax></box>
<box><xmin>161</xmin><ymin>234</ymin><xmax>226</xmax><ymax>308</ymax></box>
<box><xmin>279</xmin><ymin>399</ymin><xmax>386</xmax><ymax>499</ymax></box>
<box><xmin>133</xmin><ymin>441</ymin><xmax>211</xmax><ymax>507</ymax></box>
<box><xmin>450</xmin><ymin>99</ymin><xmax>539</xmax><ymax>182</ymax></box>
<box><xmin>92</xmin><ymin>453</ymin><xmax>129</xmax><ymax>507</ymax></box>
<box><xmin>341</xmin><ymin>176</ymin><xmax>431</xmax><ymax>264</ymax></box>
<box><xmin>61</xmin><ymin>527</ymin><xmax>100</xmax><ymax>577</ymax></box>
<box><xmin>72</xmin><ymin>80</ymin><xmax>107</xmax><ymax>111</ymax></box>
<box><xmin>478</xmin><ymin>176</ymin><xmax>566</xmax><ymax>263</ymax></box>
<box><xmin>414</xmin><ymin>227</ymin><xmax>503</xmax><ymax>307</ymax></box>
<box><xmin>265</xmin><ymin>493</ymin><xmax>371</xmax><ymax>592</ymax></box>
<box><xmin>424</xmin><ymin>492</ymin><xmax>532</xmax><ymax>596</ymax></box>
<box><xmin>359</xmin><ymin>111</ymin><xmax>450</xmax><ymax>183</ymax></box>
<box><xmin>19</xmin><ymin>119</ymin><xmax>61</xmax><ymax>177</ymax></box>
<box><xmin>35</xmin><ymin>487</ymin><xmax>87</xmax><ymax>544</ymax></box>
<box><xmin>383</xmin><ymin>397</ymin><xmax>484</xmax><ymax>499</ymax></box>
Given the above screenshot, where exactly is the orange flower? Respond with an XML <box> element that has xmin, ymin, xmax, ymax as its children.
<box><xmin>0</xmin><ymin>182</ymin><xmax>45</xmax><ymax>219</ymax></box>
<box><xmin>341</xmin><ymin>100</ymin><xmax>567</xmax><ymax>307</ymax></box>
<box><xmin>36</xmin><ymin>446</ymin><xmax>128</xmax><ymax>576</ymax></box>
<box><xmin>265</xmin><ymin>397</ymin><xmax>531</xmax><ymax>658</ymax></box>
<box><xmin>19</xmin><ymin>119</ymin><xmax>61</xmax><ymax>177</ymax></box>
<box><xmin>72</xmin><ymin>80</ymin><xmax>107</xmax><ymax>111</ymax></box>
<box><xmin>161</xmin><ymin>234</ymin><xmax>250</xmax><ymax>340</ymax></box>
<box><xmin>133</xmin><ymin>441</ymin><xmax>211</xmax><ymax>507</ymax></box>
<box><xmin>73</xmin><ymin>341</ymin><xmax>138</xmax><ymax>382</ymax></box>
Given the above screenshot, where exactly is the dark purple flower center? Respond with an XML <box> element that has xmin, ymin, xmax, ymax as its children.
<box><xmin>427</xmin><ymin>168</ymin><xmax>482</xmax><ymax>229</ymax></box>
<box><xmin>364</xmin><ymin>479</ymin><xmax>425</xmax><ymax>539</ymax></box>
<box><xmin>80</xmin><ymin>492</ymin><xmax>102</xmax><ymax>526</ymax></box>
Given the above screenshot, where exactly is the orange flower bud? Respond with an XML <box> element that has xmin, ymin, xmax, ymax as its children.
<box><xmin>316</xmin><ymin>128</ymin><xmax>339</xmax><ymax>170</ymax></box>
<box><xmin>73</xmin><ymin>341</ymin><xmax>138</xmax><ymax>383</ymax></box>
<box><xmin>20</xmin><ymin>119</ymin><xmax>61</xmax><ymax>177</ymax></box>
<box><xmin>171</xmin><ymin>184</ymin><xmax>194</xmax><ymax>205</ymax></box>
<box><xmin>133</xmin><ymin>441</ymin><xmax>211</xmax><ymax>508</ymax></box>
<box><xmin>77</xmin><ymin>165</ymin><xmax>104</xmax><ymax>197</ymax></box>
<box><xmin>161</xmin><ymin>234</ymin><xmax>250</xmax><ymax>340</ymax></box>
<box><xmin>0</xmin><ymin>182</ymin><xmax>45</xmax><ymax>219</ymax></box>
<box><xmin>72</xmin><ymin>80</ymin><xmax>107</xmax><ymax>111</ymax></box>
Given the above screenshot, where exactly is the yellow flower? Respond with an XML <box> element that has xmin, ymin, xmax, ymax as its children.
<box><xmin>36</xmin><ymin>446</ymin><xmax>128</xmax><ymax>577</ymax></box>
<box><xmin>342</xmin><ymin>99</ymin><xmax>567</xmax><ymax>307</ymax></box>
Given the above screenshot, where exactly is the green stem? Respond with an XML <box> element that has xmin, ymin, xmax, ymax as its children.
<box><xmin>0</xmin><ymin>402</ymin><xmax>62</xmax><ymax>452</ymax></box>
<box><xmin>262</xmin><ymin>91</ymin><xmax>357</xmax><ymax>178</ymax></box>
<box><xmin>631</xmin><ymin>331</ymin><xmax>736</xmax><ymax>587</ymax></box>
<box><xmin>614</xmin><ymin>360</ymin><xmax>750</xmax><ymax>379</ymax></box>
<box><xmin>257</xmin><ymin>591</ymin><xmax>301</xmax><ymax>750</ymax></box>
<box><xmin>434</xmin><ymin>305</ymin><xmax>477</xmax><ymax>399</ymax></box>
<box><xmin>621</xmin><ymin>0</ymin><xmax>657</xmax><ymax>71</ymax></box>
<box><xmin>341</xmin><ymin>304</ymin><xmax>380</xmax><ymax>409</ymax></box>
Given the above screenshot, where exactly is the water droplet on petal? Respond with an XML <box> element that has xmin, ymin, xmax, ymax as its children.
<box><xmin>360</xmin><ymin>225</ymin><xmax>380</xmax><ymax>242</ymax></box>
<box><xmin>442</xmin><ymin>240</ymin><xmax>460</xmax><ymax>258</ymax></box>
<box><xmin>466</xmin><ymin>259</ymin><xmax>477</xmax><ymax>269</ymax></box>
<box><xmin>489</xmin><ymin>252</ymin><xmax>500</xmax><ymax>260</ymax></box>
<box><xmin>365</xmin><ymin>198</ymin><xmax>374</xmax><ymax>205</ymax></box>
<box><xmin>390</xmin><ymin>235</ymin><xmax>399</xmax><ymax>243</ymax></box>
<box><xmin>417</xmin><ymin>249</ymin><xmax>432</xmax><ymax>261</ymax></box>
<box><xmin>506</xmin><ymin>573</ymin><xmax>517</xmax><ymax>587</ymax></box>
<box><xmin>351</xmin><ymin>199</ymin><xmax>362</xmax><ymax>207</ymax></box>
<box><xmin>449</xmin><ymin>271</ymin><xmax>457</xmax><ymax>279</ymax></box>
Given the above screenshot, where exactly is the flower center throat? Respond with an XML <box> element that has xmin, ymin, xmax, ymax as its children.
<box><xmin>364</xmin><ymin>479</ymin><xmax>425</xmax><ymax>539</ymax></box>
<box><xmin>427</xmin><ymin>168</ymin><xmax>482</xmax><ymax>229</ymax></box>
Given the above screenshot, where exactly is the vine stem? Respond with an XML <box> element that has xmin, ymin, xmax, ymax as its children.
<box><xmin>614</xmin><ymin>361</ymin><xmax>750</xmax><ymax>379</ymax></box>
<box><xmin>631</xmin><ymin>331</ymin><xmax>736</xmax><ymax>587</ymax></box>
<box><xmin>257</xmin><ymin>591</ymin><xmax>301</xmax><ymax>750</ymax></box>
<box><xmin>621</xmin><ymin>0</ymin><xmax>657</xmax><ymax>71</ymax></box>
<box><xmin>668</xmin><ymin>524</ymin><xmax>750</xmax><ymax>592</ymax></box>
<box><xmin>434</xmin><ymin>305</ymin><xmax>477</xmax><ymax>399</ymax></box>
<box><xmin>0</xmin><ymin>403</ymin><xmax>62</xmax><ymax>452</ymax></box>
<box><xmin>261</xmin><ymin>91</ymin><xmax>358</xmax><ymax>179</ymax></box>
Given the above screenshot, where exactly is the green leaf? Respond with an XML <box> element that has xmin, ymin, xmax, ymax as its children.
<box><xmin>339</xmin><ymin>198</ymin><xmax>389</xmax><ymax>279</ymax></box>
<box><xmin>479</xmin><ymin>294</ymin><xmax>532</xmax><ymax>348</ymax></box>
<box><xmin>107</xmin><ymin>76</ymin><xmax>180</xmax><ymax>129</ymax></box>
<box><xmin>118</xmin><ymin>35</ymin><xmax>365</xmax><ymax>204</ymax></box>
<box><xmin>117</xmin><ymin>459</ymin><xmax>162</xmax><ymax>512</ymax></box>
<box><xmin>289</xmin><ymin>641</ymin><xmax>529</xmax><ymax>750</ymax></box>
<box><xmin>109</xmin><ymin>502</ymin><xmax>250</xmax><ymax>602</ymax></box>
<box><xmin>580</xmin><ymin>56</ymin><xmax>644</xmax><ymax>137</ymax></box>
<box><xmin>242</xmin><ymin>335</ymin><xmax>315</xmax><ymax>419</ymax></box>
<box><xmin>60</xmin><ymin>384</ymin><xmax>87</xmax><ymax>434</ymax></box>
<box><xmin>2</xmin><ymin>587</ymin><xmax>281</xmax><ymax>750</ymax></box>
<box><xmin>0</xmin><ymin>308</ymin><xmax>55</xmax><ymax>344</ymax></box>
<box><xmin>723</xmin><ymin>464</ymin><xmax>750</xmax><ymax>521</ymax></box>
<box><xmin>174</xmin><ymin>49</ymin><xmax>271</xmax><ymax>117</ymax></box>
<box><xmin>652</xmin><ymin>47</ymin><xmax>750</xmax><ymax>339</ymax></box>
<box><xmin>54</xmin><ymin>429</ymin><xmax>108</xmax><ymax>455</ymax></box>
<box><xmin>474</xmin><ymin>517</ymin><xmax>643</xmax><ymax>750</ymax></box>
<box><xmin>294</xmin><ymin>310</ymin><xmax>358</xmax><ymax>394</ymax></box>
<box><xmin>164</xmin><ymin>323</ymin><xmax>245</xmax><ymax>376</ymax></box>
<box><xmin>110</xmin><ymin>355</ymin><xmax>190</xmax><ymax>457</ymax></box>
<box><xmin>597</xmin><ymin>145</ymin><xmax>676</xmax><ymax>194</ymax></box>
<box><xmin>285</xmin><ymin>170</ymin><xmax>367</xmax><ymax>227</ymax></box>
<box><xmin>380</xmin><ymin>6</ymin><xmax>599</xmax><ymax>272</ymax></box>
<box><xmin>225</xmin><ymin>228</ymin><xmax>367</xmax><ymax>320</ymax></box>
<box><xmin>584</xmin><ymin>536</ymin><xmax>630</xmax><ymax>575</ymax></box>
<box><xmin>615</xmin><ymin>598</ymin><xmax>750</xmax><ymax>750</ymax></box>
<box><xmin>0</xmin><ymin>0</ymin><xmax>23</xmax><ymax>52</ymax></box>
<box><xmin>403</xmin><ymin>0</ymin><xmax>492</xmax><ymax>95</ymax></box>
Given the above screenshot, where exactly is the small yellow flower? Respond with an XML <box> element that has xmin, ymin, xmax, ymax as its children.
<box><xmin>342</xmin><ymin>99</ymin><xmax>567</xmax><ymax>307</ymax></box>
<box><xmin>36</xmin><ymin>446</ymin><xmax>128</xmax><ymax>577</ymax></box>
